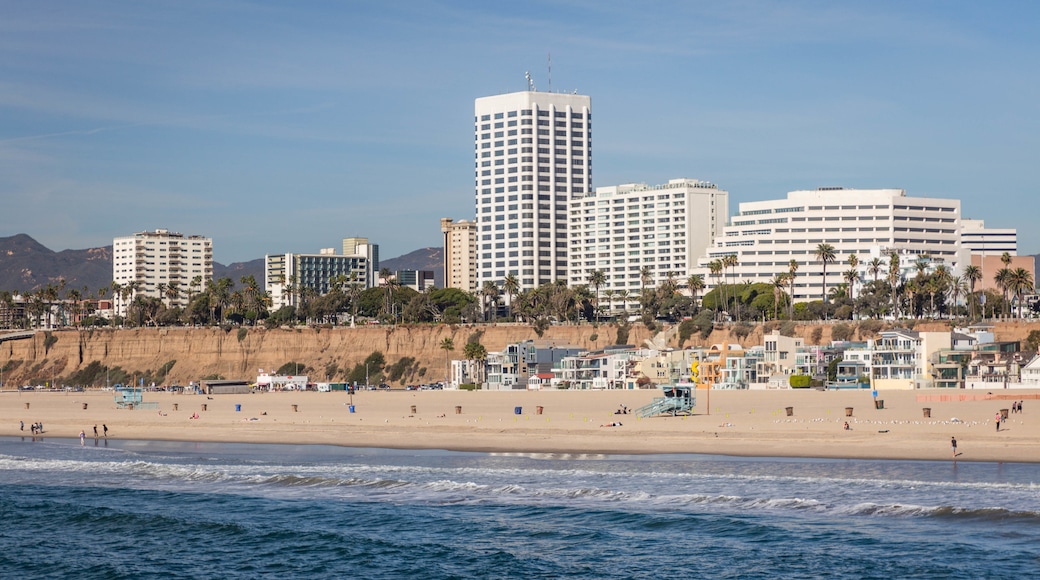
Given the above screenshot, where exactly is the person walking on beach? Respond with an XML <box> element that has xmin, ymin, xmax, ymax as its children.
<box><xmin>995</xmin><ymin>411</ymin><xmax>1001</xmax><ymax>432</ymax></box>
<box><xmin>93</xmin><ymin>425</ymin><xmax>98</xmax><ymax>439</ymax></box>
<box><xmin>79</xmin><ymin>430</ymin><xmax>85</xmax><ymax>445</ymax></box>
<box><xmin>951</xmin><ymin>437</ymin><xmax>958</xmax><ymax>457</ymax></box>
<box><xmin>103</xmin><ymin>424</ymin><xmax>108</xmax><ymax>439</ymax></box>
<box><xmin>20</xmin><ymin>420</ymin><xmax>23</xmax><ymax>431</ymax></box>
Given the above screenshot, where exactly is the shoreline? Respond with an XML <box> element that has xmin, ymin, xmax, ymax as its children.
<box><xmin>3</xmin><ymin>389</ymin><xmax>1039</xmax><ymax>463</ymax></box>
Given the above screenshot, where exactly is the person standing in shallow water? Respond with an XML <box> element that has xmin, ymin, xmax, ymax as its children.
<box><xmin>951</xmin><ymin>437</ymin><xmax>958</xmax><ymax>458</ymax></box>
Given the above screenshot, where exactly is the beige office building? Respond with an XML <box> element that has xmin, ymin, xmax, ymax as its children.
<box><xmin>441</xmin><ymin>218</ymin><xmax>478</xmax><ymax>293</ymax></box>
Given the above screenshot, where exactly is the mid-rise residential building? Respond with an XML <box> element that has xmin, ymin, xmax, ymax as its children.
<box><xmin>567</xmin><ymin>179</ymin><xmax>728</xmax><ymax>309</ymax></box>
<box><xmin>440</xmin><ymin>217</ymin><xmax>478</xmax><ymax>293</ymax></box>
<box><xmin>694</xmin><ymin>188</ymin><xmax>966</xmax><ymax>302</ymax></box>
<box><xmin>474</xmin><ymin>90</ymin><xmax>592</xmax><ymax>293</ymax></box>
<box><xmin>960</xmin><ymin>219</ymin><xmax>1017</xmax><ymax>256</ymax></box>
<box><xmin>112</xmin><ymin>229</ymin><xmax>212</xmax><ymax>315</ymax></box>
<box><xmin>265</xmin><ymin>238</ymin><xmax>378</xmax><ymax>310</ymax></box>
<box><xmin>393</xmin><ymin>270</ymin><xmax>435</xmax><ymax>292</ymax></box>
<box><xmin>342</xmin><ymin>237</ymin><xmax>379</xmax><ymax>288</ymax></box>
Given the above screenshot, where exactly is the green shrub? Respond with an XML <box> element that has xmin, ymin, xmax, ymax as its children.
<box><xmin>780</xmin><ymin>321</ymin><xmax>797</xmax><ymax>337</ymax></box>
<box><xmin>731</xmin><ymin>323</ymin><xmax>754</xmax><ymax>341</ymax></box>
<box><xmin>789</xmin><ymin>374</ymin><xmax>811</xmax><ymax>388</ymax></box>
<box><xmin>237</xmin><ymin>327</ymin><xmax>248</xmax><ymax>342</ymax></box>
<box><xmin>459</xmin><ymin>383</ymin><xmax>479</xmax><ymax>391</ymax></box>
<box><xmin>43</xmin><ymin>331</ymin><xmax>58</xmax><ymax>353</ymax></box>
<box><xmin>831</xmin><ymin>323</ymin><xmax>853</xmax><ymax>342</ymax></box>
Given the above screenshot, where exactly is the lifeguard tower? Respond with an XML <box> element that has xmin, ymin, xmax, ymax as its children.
<box><xmin>636</xmin><ymin>383</ymin><xmax>697</xmax><ymax>417</ymax></box>
<box><xmin>114</xmin><ymin>387</ymin><xmax>158</xmax><ymax>410</ymax></box>
<box><xmin>636</xmin><ymin>360</ymin><xmax>700</xmax><ymax>417</ymax></box>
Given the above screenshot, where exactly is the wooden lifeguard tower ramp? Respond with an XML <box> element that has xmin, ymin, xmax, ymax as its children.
<box><xmin>636</xmin><ymin>383</ymin><xmax>697</xmax><ymax>417</ymax></box>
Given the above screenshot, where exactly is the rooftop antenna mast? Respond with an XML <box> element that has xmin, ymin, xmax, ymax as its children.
<box><xmin>525</xmin><ymin>71</ymin><xmax>535</xmax><ymax>92</ymax></box>
<box><xmin>547</xmin><ymin>52</ymin><xmax>552</xmax><ymax>92</ymax></box>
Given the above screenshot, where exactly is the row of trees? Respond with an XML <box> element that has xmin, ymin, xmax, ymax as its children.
<box><xmin>1</xmin><ymin>248</ymin><xmax>1034</xmax><ymax>331</ymax></box>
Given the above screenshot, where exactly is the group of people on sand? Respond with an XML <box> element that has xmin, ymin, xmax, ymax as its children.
<box><xmin>1010</xmin><ymin>401</ymin><xmax>1025</xmax><ymax>414</ymax></box>
<box><xmin>21</xmin><ymin>421</ymin><xmax>44</xmax><ymax>435</ymax></box>
<box><xmin>614</xmin><ymin>404</ymin><xmax>629</xmax><ymax>415</ymax></box>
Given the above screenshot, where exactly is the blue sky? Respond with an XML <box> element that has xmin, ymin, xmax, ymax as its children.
<box><xmin>2</xmin><ymin>1</ymin><xmax>1038</xmax><ymax>264</ymax></box>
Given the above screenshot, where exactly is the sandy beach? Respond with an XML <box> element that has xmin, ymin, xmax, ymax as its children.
<box><xmin>2</xmin><ymin>387</ymin><xmax>1039</xmax><ymax>462</ymax></box>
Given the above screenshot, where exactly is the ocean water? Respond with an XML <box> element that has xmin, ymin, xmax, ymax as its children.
<box><xmin>1</xmin><ymin>439</ymin><xmax>1039</xmax><ymax>579</ymax></box>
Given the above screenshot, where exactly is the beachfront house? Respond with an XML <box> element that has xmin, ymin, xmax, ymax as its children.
<box><xmin>758</xmin><ymin>332</ymin><xmax>804</xmax><ymax>381</ymax></box>
<box><xmin>555</xmin><ymin>347</ymin><xmax>636</xmax><ymax>390</ymax></box>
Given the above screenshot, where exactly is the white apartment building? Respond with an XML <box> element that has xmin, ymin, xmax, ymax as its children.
<box><xmin>266</xmin><ymin>238</ymin><xmax>378</xmax><ymax>310</ymax></box>
<box><xmin>695</xmin><ymin>188</ymin><xmax>965</xmax><ymax>302</ymax></box>
<box><xmin>112</xmin><ymin>229</ymin><xmax>212</xmax><ymax>316</ymax></box>
<box><xmin>960</xmin><ymin>219</ymin><xmax>1017</xmax><ymax>256</ymax></box>
<box><xmin>568</xmin><ymin>179</ymin><xmax>728</xmax><ymax>308</ymax></box>
<box><xmin>440</xmin><ymin>218</ymin><xmax>478</xmax><ymax>293</ymax></box>
<box><xmin>474</xmin><ymin>90</ymin><xmax>592</xmax><ymax>293</ymax></box>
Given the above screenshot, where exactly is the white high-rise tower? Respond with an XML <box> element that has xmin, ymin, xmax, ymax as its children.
<box><xmin>474</xmin><ymin>90</ymin><xmax>592</xmax><ymax>292</ymax></box>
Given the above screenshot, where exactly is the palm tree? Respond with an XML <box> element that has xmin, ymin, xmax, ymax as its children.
<box><xmin>887</xmin><ymin>253</ymin><xmax>901</xmax><ymax>317</ymax></box>
<box><xmin>844</xmin><ymin>268</ymin><xmax>860</xmax><ymax>316</ymax></box>
<box><xmin>602</xmin><ymin>288</ymin><xmax>616</xmax><ymax>317</ymax></box>
<box><xmin>617</xmin><ymin>289</ymin><xmax>630</xmax><ymax>314</ymax></box>
<box><xmin>723</xmin><ymin>254</ymin><xmax>738</xmax><ymax>309</ymax></box>
<box><xmin>708</xmin><ymin>260</ymin><xmax>723</xmax><ymax>312</ymax></box>
<box><xmin>995</xmin><ymin>268</ymin><xmax>1013</xmax><ymax>319</ymax></box>
<box><xmin>639</xmin><ymin>266</ymin><xmax>654</xmax><ymax>316</ymax></box>
<box><xmin>481</xmin><ymin>280</ymin><xmax>500</xmax><ymax>322</ymax></box>
<box><xmin>439</xmin><ymin>337</ymin><xmax>454</xmax><ymax>385</ymax></box>
<box><xmin>867</xmin><ymin>258</ymin><xmax>883</xmax><ymax>283</ymax></box>
<box><xmin>814</xmin><ymin>243</ymin><xmax>837</xmax><ymax>304</ymax></box>
<box><xmin>771</xmin><ymin>274</ymin><xmax>788</xmax><ymax>320</ymax></box>
<box><xmin>787</xmin><ymin>259</ymin><xmax>798</xmax><ymax>319</ymax></box>
<box><xmin>587</xmin><ymin>270</ymin><xmax>606</xmax><ymax>323</ymax></box>
<box><xmin>503</xmin><ymin>274</ymin><xmax>519</xmax><ymax>320</ymax></box>
<box><xmin>1009</xmin><ymin>267</ymin><xmax>1034</xmax><ymax>319</ymax></box>
<box><xmin>962</xmin><ymin>265</ymin><xmax>982</xmax><ymax>320</ymax></box>
<box><xmin>686</xmin><ymin>274</ymin><xmax>704</xmax><ymax>314</ymax></box>
<box><xmin>932</xmin><ymin>265</ymin><xmax>952</xmax><ymax>319</ymax></box>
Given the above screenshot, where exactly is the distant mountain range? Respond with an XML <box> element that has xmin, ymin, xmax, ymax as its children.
<box><xmin>0</xmin><ymin>234</ymin><xmax>442</xmax><ymax>295</ymax></box>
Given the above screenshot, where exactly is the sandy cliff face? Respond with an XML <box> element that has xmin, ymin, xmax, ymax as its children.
<box><xmin>0</xmin><ymin>324</ymin><xmax>653</xmax><ymax>386</ymax></box>
<box><xmin>2</xmin><ymin>320</ymin><xmax>1035</xmax><ymax>387</ymax></box>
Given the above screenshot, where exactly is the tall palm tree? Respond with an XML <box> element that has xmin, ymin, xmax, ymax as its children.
<box><xmin>932</xmin><ymin>265</ymin><xmax>952</xmax><ymax>319</ymax></box>
<box><xmin>617</xmin><ymin>289</ymin><xmax>630</xmax><ymax>314</ymax></box>
<box><xmin>846</xmin><ymin>254</ymin><xmax>860</xmax><ymax>303</ymax></box>
<box><xmin>439</xmin><ymin>337</ymin><xmax>454</xmax><ymax>385</ymax></box>
<box><xmin>1009</xmin><ymin>267</ymin><xmax>1034</xmax><ymax>319</ymax></box>
<box><xmin>771</xmin><ymin>274</ymin><xmax>788</xmax><ymax>320</ymax></box>
<box><xmin>686</xmin><ymin>274</ymin><xmax>704</xmax><ymax>314</ymax></box>
<box><xmin>962</xmin><ymin>265</ymin><xmax>982</xmax><ymax>320</ymax></box>
<box><xmin>814</xmin><ymin>243</ymin><xmax>836</xmax><ymax>303</ymax></box>
<box><xmin>844</xmin><ymin>268</ymin><xmax>860</xmax><ymax>317</ymax></box>
<box><xmin>787</xmin><ymin>259</ymin><xmax>798</xmax><ymax>319</ymax></box>
<box><xmin>708</xmin><ymin>260</ymin><xmax>723</xmax><ymax>320</ymax></box>
<box><xmin>602</xmin><ymin>288</ymin><xmax>616</xmax><ymax>317</ymax></box>
<box><xmin>481</xmin><ymin>280</ymin><xmax>500</xmax><ymax>322</ymax></box>
<box><xmin>503</xmin><ymin>274</ymin><xmax>519</xmax><ymax>320</ymax></box>
<box><xmin>867</xmin><ymin>258</ymin><xmax>883</xmax><ymax>283</ymax></box>
<box><xmin>995</xmin><ymin>268</ymin><xmax>1013</xmax><ymax>319</ymax></box>
<box><xmin>587</xmin><ymin>270</ymin><xmax>606</xmax><ymax>323</ymax></box>
<box><xmin>887</xmin><ymin>253</ymin><xmax>901</xmax><ymax>317</ymax></box>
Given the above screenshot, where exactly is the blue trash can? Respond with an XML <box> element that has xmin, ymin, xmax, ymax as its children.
<box><xmin>235</xmin><ymin>404</ymin><xmax>241</xmax><ymax>412</ymax></box>
<box><xmin>349</xmin><ymin>405</ymin><xmax>355</xmax><ymax>413</ymax></box>
<box><xmin>514</xmin><ymin>406</ymin><xmax>522</xmax><ymax>415</ymax></box>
